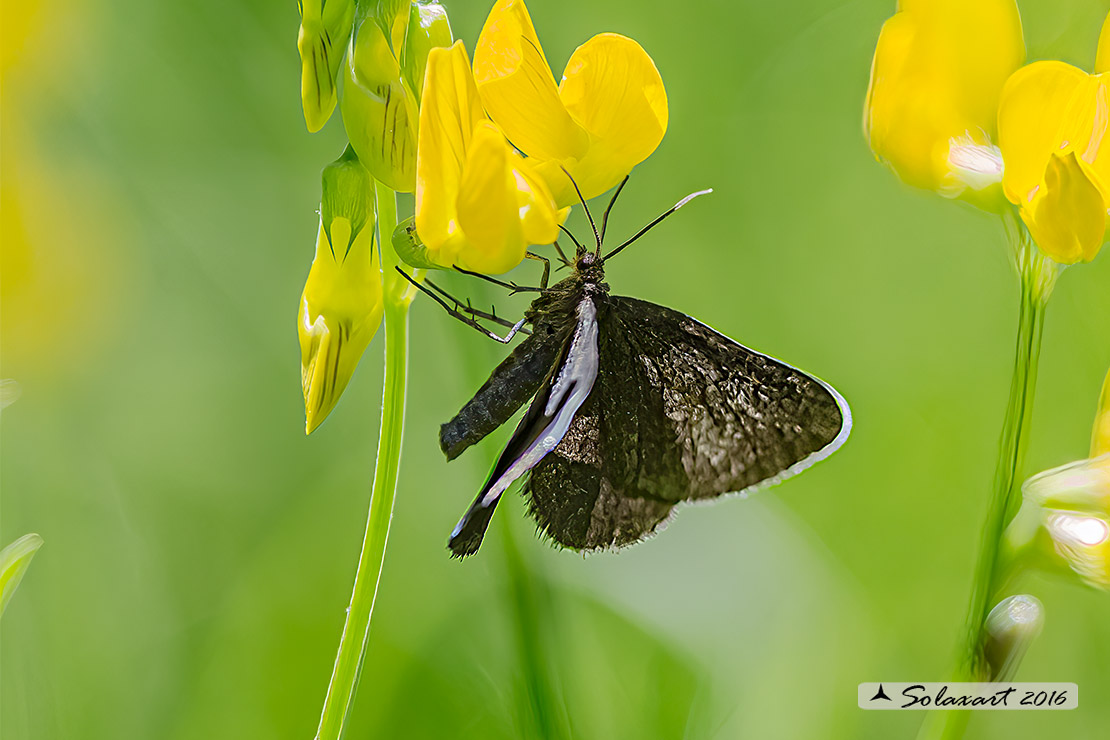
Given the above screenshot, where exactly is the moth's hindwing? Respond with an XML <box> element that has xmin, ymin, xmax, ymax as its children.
<box><xmin>523</xmin><ymin>294</ymin><xmax>850</xmax><ymax>551</ymax></box>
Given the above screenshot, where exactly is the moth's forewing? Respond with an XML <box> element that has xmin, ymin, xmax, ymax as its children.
<box><xmin>607</xmin><ymin>295</ymin><xmax>849</xmax><ymax>499</ymax></box>
<box><xmin>524</xmin><ymin>294</ymin><xmax>850</xmax><ymax>552</ymax></box>
<box><xmin>439</xmin><ymin>329</ymin><xmax>567</xmax><ymax>460</ymax></box>
<box><xmin>448</xmin><ymin>296</ymin><xmax>600</xmax><ymax>557</ymax></box>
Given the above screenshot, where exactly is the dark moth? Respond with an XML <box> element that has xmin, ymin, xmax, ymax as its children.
<box><xmin>439</xmin><ymin>245</ymin><xmax>851</xmax><ymax>558</ymax></box>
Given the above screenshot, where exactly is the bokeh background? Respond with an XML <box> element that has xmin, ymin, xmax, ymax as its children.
<box><xmin>3</xmin><ymin>0</ymin><xmax>1110</xmax><ymax>738</ymax></box>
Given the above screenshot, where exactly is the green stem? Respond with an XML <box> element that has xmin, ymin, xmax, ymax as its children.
<box><xmin>920</xmin><ymin>233</ymin><xmax>1056</xmax><ymax>740</ymax></box>
<box><xmin>314</xmin><ymin>182</ymin><xmax>407</xmax><ymax>740</ymax></box>
<box><xmin>500</xmin><ymin>516</ymin><xmax>568</xmax><ymax>740</ymax></box>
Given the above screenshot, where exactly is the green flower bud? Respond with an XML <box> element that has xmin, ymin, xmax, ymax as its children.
<box><xmin>984</xmin><ymin>595</ymin><xmax>1044</xmax><ymax>682</ymax></box>
<box><xmin>297</xmin><ymin>0</ymin><xmax>356</xmax><ymax>132</ymax></box>
<box><xmin>341</xmin><ymin>18</ymin><xmax>421</xmax><ymax>192</ymax></box>
<box><xmin>401</xmin><ymin>2</ymin><xmax>453</xmax><ymax>101</ymax></box>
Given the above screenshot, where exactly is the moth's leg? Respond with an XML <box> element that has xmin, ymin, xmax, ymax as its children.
<box><xmin>524</xmin><ymin>251</ymin><xmax>550</xmax><ymax>289</ymax></box>
<box><xmin>453</xmin><ymin>267</ymin><xmax>543</xmax><ymax>294</ymax></box>
<box><xmin>551</xmin><ymin>240</ymin><xmax>572</xmax><ymax>270</ymax></box>
<box><xmin>395</xmin><ymin>268</ymin><xmax>527</xmax><ymax>344</ymax></box>
<box><xmin>423</xmin><ymin>277</ymin><xmax>530</xmax><ymax>334</ymax></box>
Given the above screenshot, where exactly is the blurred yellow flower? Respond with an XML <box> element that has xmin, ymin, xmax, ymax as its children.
<box><xmin>997</xmin><ymin>59</ymin><xmax>1110</xmax><ymax>264</ymax></box>
<box><xmin>1008</xmin><ymin>370</ymin><xmax>1110</xmax><ymax>590</ymax></box>
<box><xmin>413</xmin><ymin>41</ymin><xmax>558</xmax><ymax>274</ymax></box>
<box><xmin>472</xmin><ymin>0</ymin><xmax>668</xmax><ymax>207</ymax></box>
<box><xmin>864</xmin><ymin>0</ymin><xmax>1024</xmax><ymax>209</ymax></box>
<box><xmin>299</xmin><ymin>147</ymin><xmax>383</xmax><ymax>434</ymax></box>
<box><xmin>1096</xmin><ymin>12</ymin><xmax>1110</xmax><ymax>75</ymax></box>
<box><xmin>341</xmin><ymin>3</ymin><xmax>452</xmax><ymax>192</ymax></box>
<box><xmin>298</xmin><ymin>0</ymin><xmax>356</xmax><ymax>132</ymax></box>
<box><xmin>1094</xmin><ymin>368</ymin><xmax>1110</xmax><ymax>458</ymax></box>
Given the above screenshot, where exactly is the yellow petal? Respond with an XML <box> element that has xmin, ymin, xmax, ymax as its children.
<box><xmin>455</xmin><ymin>122</ymin><xmax>526</xmax><ymax>274</ymax></box>
<box><xmin>1021</xmin><ymin>152</ymin><xmax>1105</xmax><ymax>264</ymax></box>
<box><xmin>998</xmin><ymin>61</ymin><xmax>1093</xmax><ymax>206</ymax></box>
<box><xmin>341</xmin><ymin>21</ymin><xmax>420</xmax><ymax>192</ymax></box>
<box><xmin>299</xmin><ymin>220</ymin><xmax>383</xmax><ymax>434</ymax></box>
<box><xmin>547</xmin><ymin>33</ymin><xmax>668</xmax><ymax>205</ymax></box>
<box><xmin>473</xmin><ymin>0</ymin><xmax>589</xmax><ymax>162</ymax></box>
<box><xmin>864</xmin><ymin>0</ymin><xmax>1024</xmax><ymax>196</ymax></box>
<box><xmin>1094</xmin><ymin>369</ymin><xmax>1110</xmax><ymax>458</ymax></box>
<box><xmin>1097</xmin><ymin>12</ymin><xmax>1110</xmax><ymax>75</ymax></box>
<box><xmin>513</xmin><ymin>156</ymin><xmax>559</xmax><ymax>246</ymax></box>
<box><xmin>415</xmin><ymin>41</ymin><xmax>485</xmax><ymax>265</ymax></box>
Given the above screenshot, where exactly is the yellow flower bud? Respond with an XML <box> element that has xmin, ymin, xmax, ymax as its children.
<box><xmin>298</xmin><ymin>146</ymin><xmax>383</xmax><ymax>434</ymax></box>
<box><xmin>297</xmin><ymin>0</ymin><xmax>356</xmax><ymax>132</ymax></box>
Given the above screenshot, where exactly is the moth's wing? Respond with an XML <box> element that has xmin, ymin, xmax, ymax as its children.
<box><xmin>523</xmin><ymin>293</ymin><xmax>850</xmax><ymax>552</ymax></box>
<box><xmin>608</xmin><ymin>295</ymin><xmax>850</xmax><ymax>501</ymax></box>
<box><xmin>439</xmin><ymin>327</ymin><xmax>568</xmax><ymax>461</ymax></box>
<box><xmin>448</xmin><ymin>297</ymin><xmax>600</xmax><ymax>557</ymax></box>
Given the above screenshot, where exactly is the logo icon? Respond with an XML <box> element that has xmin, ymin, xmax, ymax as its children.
<box><xmin>870</xmin><ymin>684</ymin><xmax>892</xmax><ymax>702</ymax></box>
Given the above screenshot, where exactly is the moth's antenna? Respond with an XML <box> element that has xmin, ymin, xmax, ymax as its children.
<box><xmin>560</xmin><ymin>166</ymin><xmax>601</xmax><ymax>254</ymax></box>
<box><xmin>558</xmin><ymin>224</ymin><xmax>586</xmax><ymax>254</ymax></box>
<box><xmin>603</xmin><ymin>189</ymin><xmax>713</xmax><ymax>261</ymax></box>
<box><xmin>600</xmin><ymin>175</ymin><xmax>630</xmax><ymax>245</ymax></box>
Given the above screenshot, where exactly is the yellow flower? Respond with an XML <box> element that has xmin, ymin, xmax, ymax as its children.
<box><xmin>472</xmin><ymin>0</ymin><xmax>668</xmax><ymax>207</ymax></box>
<box><xmin>1094</xmin><ymin>368</ymin><xmax>1110</xmax><ymax>458</ymax></box>
<box><xmin>997</xmin><ymin>58</ymin><xmax>1110</xmax><ymax>264</ymax></box>
<box><xmin>864</xmin><ymin>0</ymin><xmax>1024</xmax><ymax>209</ymax></box>
<box><xmin>413</xmin><ymin>41</ymin><xmax>558</xmax><ymax>274</ymax></box>
<box><xmin>341</xmin><ymin>4</ymin><xmax>452</xmax><ymax>192</ymax></box>
<box><xmin>297</xmin><ymin>0</ymin><xmax>356</xmax><ymax>132</ymax></box>
<box><xmin>1097</xmin><ymin>11</ymin><xmax>1110</xmax><ymax>75</ymax></box>
<box><xmin>298</xmin><ymin>147</ymin><xmax>383</xmax><ymax>434</ymax></box>
<box><xmin>1007</xmin><ymin>370</ymin><xmax>1110</xmax><ymax>590</ymax></box>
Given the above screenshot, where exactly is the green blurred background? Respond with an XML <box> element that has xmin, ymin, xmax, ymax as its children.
<box><xmin>3</xmin><ymin>0</ymin><xmax>1110</xmax><ymax>737</ymax></box>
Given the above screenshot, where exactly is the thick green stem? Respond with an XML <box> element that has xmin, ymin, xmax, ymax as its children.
<box><xmin>920</xmin><ymin>235</ymin><xmax>1056</xmax><ymax>740</ymax></box>
<box><xmin>500</xmin><ymin>516</ymin><xmax>568</xmax><ymax>740</ymax></box>
<box><xmin>314</xmin><ymin>182</ymin><xmax>407</xmax><ymax>740</ymax></box>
